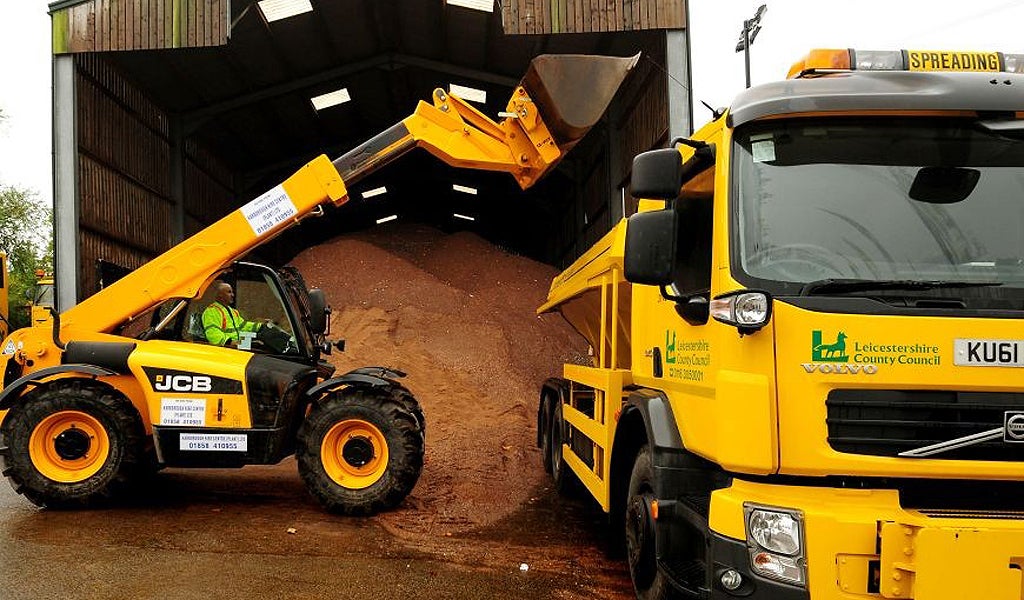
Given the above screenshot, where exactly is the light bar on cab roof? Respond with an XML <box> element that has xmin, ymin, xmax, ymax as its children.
<box><xmin>788</xmin><ymin>49</ymin><xmax>1024</xmax><ymax>79</ymax></box>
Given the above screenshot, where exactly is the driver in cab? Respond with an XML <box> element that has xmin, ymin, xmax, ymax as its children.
<box><xmin>202</xmin><ymin>282</ymin><xmax>266</xmax><ymax>348</ymax></box>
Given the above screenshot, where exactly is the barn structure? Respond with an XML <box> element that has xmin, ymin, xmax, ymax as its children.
<box><xmin>48</xmin><ymin>0</ymin><xmax>692</xmax><ymax>310</ymax></box>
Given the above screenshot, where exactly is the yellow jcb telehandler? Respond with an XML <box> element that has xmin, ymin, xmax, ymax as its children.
<box><xmin>0</xmin><ymin>54</ymin><xmax>637</xmax><ymax>513</ymax></box>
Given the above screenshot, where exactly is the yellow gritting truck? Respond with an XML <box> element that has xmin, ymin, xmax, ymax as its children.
<box><xmin>537</xmin><ymin>49</ymin><xmax>1024</xmax><ymax>600</ymax></box>
<box><xmin>0</xmin><ymin>54</ymin><xmax>635</xmax><ymax>513</ymax></box>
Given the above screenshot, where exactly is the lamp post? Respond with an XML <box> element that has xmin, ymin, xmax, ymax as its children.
<box><xmin>735</xmin><ymin>4</ymin><xmax>767</xmax><ymax>89</ymax></box>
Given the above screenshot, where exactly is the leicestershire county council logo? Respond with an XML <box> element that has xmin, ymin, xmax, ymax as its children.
<box><xmin>811</xmin><ymin>330</ymin><xmax>849</xmax><ymax>363</ymax></box>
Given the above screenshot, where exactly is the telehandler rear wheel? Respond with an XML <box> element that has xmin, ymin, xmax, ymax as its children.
<box><xmin>0</xmin><ymin>379</ymin><xmax>146</xmax><ymax>508</ymax></box>
<box><xmin>297</xmin><ymin>387</ymin><xmax>424</xmax><ymax>515</ymax></box>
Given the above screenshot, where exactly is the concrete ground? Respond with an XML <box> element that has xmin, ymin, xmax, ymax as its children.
<box><xmin>0</xmin><ymin>459</ymin><xmax>634</xmax><ymax>600</ymax></box>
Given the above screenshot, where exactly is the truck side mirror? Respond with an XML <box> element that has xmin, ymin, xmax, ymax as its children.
<box><xmin>624</xmin><ymin>208</ymin><xmax>678</xmax><ymax>286</ymax></box>
<box><xmin>631</xmin><ymin>149</ymin><xmax>685</xmax><ymax>200</ymax></box>
<box><xmin>631</xmin><ymin>143</ymin><xmax>715</xmax><ymax>200</ymax></box>
<box><xmin>308</xmin><ymin>288</ymin><xmax>329</xmax><ymax>334</ymax></box>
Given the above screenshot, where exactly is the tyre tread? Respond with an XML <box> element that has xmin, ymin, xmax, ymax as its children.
<box><xmin>0</xmin><ymin>378</ymin><xmax>145</xmax><ymax>508</ymax></box>
<box><xmin>297</xmin><ymin>387</ymin><xmax>424</xmax><ymax>515</ymax></box>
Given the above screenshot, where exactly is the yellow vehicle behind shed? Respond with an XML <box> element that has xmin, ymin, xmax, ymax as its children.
<box><xmin>28</xmin><ymin>270</ymin><xmax>54</xmax><ymax>328</ymax></box>
<box><xmin>0</xmin><ymin>252</ymin><xmax>9</xmax><ymax>341</ymax></box>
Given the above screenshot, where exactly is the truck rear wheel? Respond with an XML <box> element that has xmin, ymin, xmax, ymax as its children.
<box><xmin>297</xmin><ymin>387</ymin><xmax>424</xmax><ymax>515</ymax></box>
<box><xmin>549</xmin><ymin>401</ymin><xmax>580</xmax><ymax>495</ymax></box>
<box><xmin>539</xmin><ymin>394</ymin><xmax>553</xmax><ymax>474</ymax></box>
<box><xmin>626</xmin><ymin>445</ymin><xmax>680</xmax><ymax>600</ymax></box>
<box><xmin>0</xmin><ymin>379</ymin><xmax>145</xmax><ymax>508</ymax></box>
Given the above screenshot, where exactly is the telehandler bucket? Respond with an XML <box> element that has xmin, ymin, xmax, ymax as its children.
<box><xmin>520</xmin><ymin>53</ymin><xmax>640</xmax><ymax>148</ymax></box>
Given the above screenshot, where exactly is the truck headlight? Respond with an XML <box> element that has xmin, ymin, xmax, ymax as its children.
<box><xmin>744</xmin><ymin>504</ymin><xmax>806</xmax><ymax>586</ymax></box>
<box><xmin>710</xmin><ymin>291</ymin><xmax>771</xmax><ymax>333</ymax></box>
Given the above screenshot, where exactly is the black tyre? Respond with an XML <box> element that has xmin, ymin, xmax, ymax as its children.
<box><xmin>626</xmin><ymin>445</ymin><xmax>680</xmax><ymax>600</ymax></box>
<box><xmin>0</xmin><ymin>379</ymin><xmax>146</xmax><ymax>508</ymax></box>
<box><xmin>394</xmin><ymin>384</ymin><xmax>426</xmax><ymax>441</ymax></box>
<box><xmin>539</xmin><ymin>394</ymin><xmax>553</xmax><ymax>474</ymax></box>
<box><xmin>297</xmin><ymin>386</ymin><xmax>424</xmax><ymax>515</ymax></box>
<box><xmin>549</xmin><ymin>401</ymin><xmax>580</xmax><ymax>495</ymax></box>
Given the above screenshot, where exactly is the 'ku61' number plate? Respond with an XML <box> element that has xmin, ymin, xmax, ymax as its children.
<box><xmin>954</xmin><ymin>339</ymin><xmax>1024</xmax><ymax>367</ymax></box>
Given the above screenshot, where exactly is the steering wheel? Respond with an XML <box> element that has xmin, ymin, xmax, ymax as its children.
<box><xmin>745</xmin><ymin>243</ymin><xmax>851</xmax><ymax>280</ymax></box>
<box><xmin>256</xmin><ymin>321</ymin><xmax>293</xmax><ymax>354</ymax></box>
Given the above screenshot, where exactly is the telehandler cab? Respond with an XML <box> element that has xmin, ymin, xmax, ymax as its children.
<box><xmin>0</xmin><ymin>53</ymin><xmax>637</xmax><ymax>513</ymax></box>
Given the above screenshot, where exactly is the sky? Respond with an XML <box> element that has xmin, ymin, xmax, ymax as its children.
<box><xmin>0</xmin><ymin>0</ymin><xmax>1022</xmax><ymax>212</ymax></box>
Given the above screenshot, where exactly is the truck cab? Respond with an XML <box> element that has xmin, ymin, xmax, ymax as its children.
<box><xmin>540</xmin><ymin>49</ymin><xmax>1024</xmax><ymax>600</ymax></box>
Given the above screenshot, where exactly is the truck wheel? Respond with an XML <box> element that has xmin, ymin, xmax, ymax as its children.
<box><xmin>549</xmin><ymin>401</ymin><xmax>580</xmax><ymax>495</ymax></box>
<box><xmin>0</xmin><ymin>379</ymin><xmax>145</xmax><ymax>508</ymax></box>
<box><xmin>539</xmin><ymin>394</ymin><xmax>553</xmax><ymax>474</ymax></box>
<box><xmin>297</xmin><ymin>387</ymin><xmax>424</xmax><ymax>515</ymax></box>
<box><xmin>626</xmin><ymin>445</ymin><xmax>679</xmax><ymax>600</ymax></box>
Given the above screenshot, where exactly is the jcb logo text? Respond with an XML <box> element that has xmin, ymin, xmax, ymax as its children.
<box><xmin>154</xmin><ymin>375</ymin><xmax>213</xmax><ymax>392</ymax></box>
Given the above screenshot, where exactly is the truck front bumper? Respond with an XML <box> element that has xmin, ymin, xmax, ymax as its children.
<box><xmin>707</xmin><ymin>479</ymin><xmax>1024</xmax><ymax>600</ymax></box>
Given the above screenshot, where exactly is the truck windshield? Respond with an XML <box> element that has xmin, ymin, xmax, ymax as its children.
<box><xmin>733</xmin><ymin>118</ymin><xmax>1024</xmax><ymax>298</ymax></box>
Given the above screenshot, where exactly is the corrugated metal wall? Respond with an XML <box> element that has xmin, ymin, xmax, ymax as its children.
<box><xmin>183</xmin><ymin>139</ymin><xmax>235</xmax><ymax>237</ymax></box>
<box><xmin>76</xmin><ymin>54</ymin><xmax>172</xmax><ymax>296</ymax></box>
<box><xmin>552</xmin><ymin>34</ymin><xmax>670</xmax><ymax>266</ymax></box>
<box><xmin>501</xmin><ymin>0</ymin><xmax>685</xmax><ymax>34</ymax></box>
<box><xmin>75</xmin><ymin>54</ymin><xmax>234</xmax><ymax>298</ymax></box>
<box><xmin>52</xmin><ymin>0</ymin><xmax>228</xmax><ymax>54</ymax></box>
<box><xmin>616</xmin><ymin>55</ymin><xmax>669</xmax><ymax>216</ymax></box>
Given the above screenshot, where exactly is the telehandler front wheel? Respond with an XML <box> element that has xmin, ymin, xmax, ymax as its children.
<box><xmin>297</xmin><ymin>387</ymin><xmax>424</xmax><ymax>515</ymax></box>
<box><xmin>0</xmin><ymin>379</ymin><xmax>146</xmax><ymax>508</ymax></box>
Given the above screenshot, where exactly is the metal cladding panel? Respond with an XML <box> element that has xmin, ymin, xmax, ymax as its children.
<box><xmin>78</xmin><ymin>154</ymin><xmax>173</xmax><ymax>255</ymax></box>
<box><xmin>52</xmin><ymin>0</ymin><xmax>228</xmax><ymax>54</ymax></box>
<box><xmin>76</xmin><ymin>61</ymin><xmax>171</xmax><ymax>200</ymax></box>
<box><xmin>73</xmin><ymin>54</ymin><xmax>235</xmax><ymax>297</ymax></box>
<box><xmin>548</xmin><ymin>33</ymin><xmax>668</xmax><ymax>266</ymax></box>
<box><xmin>80</xmin><ymin>230</ymin><xmax>153</xmax><ymax>296</ymax></box>
<box><xmin>501</xmin><ymin>0</ymin><xmax>684</xmax><ymax>34</ymax></box>
<box><xmin>183</xmin><ymin>138</ymin><xmax>234</xmax><ymax>225</ymax></box>
<box><xmin>76</xmin><ymin>56</ymin><xmax>173</xmax><ymax>251</ymax></box>
<box><xmin>76</xmin><ymin>54</ymin><xmax>169</xmax><ymax>139</ymax></box>
<box><xmin>618</xmin><ymin>57</ymin><xmax>668</xmax><ymax>214</ymax></box>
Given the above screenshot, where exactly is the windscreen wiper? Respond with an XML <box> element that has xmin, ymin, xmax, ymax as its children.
<box><xmin>799</xmin><ymin>278</ymin><xmax>1003</xmax><ymax>296</ymax></box>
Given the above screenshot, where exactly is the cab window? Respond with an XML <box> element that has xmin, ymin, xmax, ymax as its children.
<box><xmin>672</xmin><ymin>166</ymin><xmax>715</xmax><ymax>297</ymax></box>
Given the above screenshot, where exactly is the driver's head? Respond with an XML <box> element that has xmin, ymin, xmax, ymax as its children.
<box><xmin>214</xmin><ymin>281</ymin><xmax>234</xmax><ymax>305</ymax></box>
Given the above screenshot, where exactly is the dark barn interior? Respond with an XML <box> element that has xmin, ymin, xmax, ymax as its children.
<box><xmin>50</xmin><ymin>0</ymin><xmax>687</xmax><ymax>303</ymax></box>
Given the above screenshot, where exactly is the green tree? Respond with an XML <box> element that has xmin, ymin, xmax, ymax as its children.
<box><xmin>0</xmin><ymin>184</ymin><xmax>52</xmax><ymax>329</ymax></box>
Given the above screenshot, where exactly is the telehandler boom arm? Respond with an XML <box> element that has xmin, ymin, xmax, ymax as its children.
<box><xmin>57</xmin><ymin>54</ymin><xmax>637</xmax><ymax>336</ymax></box>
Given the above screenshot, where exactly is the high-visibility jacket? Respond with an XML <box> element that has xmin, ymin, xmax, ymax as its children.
<box><xmin>202</xmin><ymin>301</ymin><xmax>261</xmax><ymax>346</ymax></box>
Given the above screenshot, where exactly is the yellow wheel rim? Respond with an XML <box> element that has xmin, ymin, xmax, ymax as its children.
<box><xmin>29</xmin><ymin>410</ymin><xmax>110</xmax><ymax>483</ymax></box>
<box><xmin>321</xmin><ymin>419</ymin><xmax>389</xmax><ymax>490</ymax></box>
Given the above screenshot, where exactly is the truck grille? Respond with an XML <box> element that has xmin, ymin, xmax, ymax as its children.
<box><xmin>826</xmin><ymin>390</ymin><xmax>1024</xmax><ymax>461</ymax></box>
